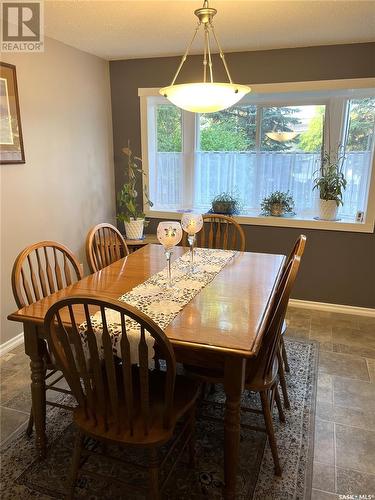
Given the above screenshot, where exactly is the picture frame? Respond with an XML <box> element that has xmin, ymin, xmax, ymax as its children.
<box><xmin>0</xmin><ymin>62</ymin><xmax>25</xmax><ymax>164</ymax></box>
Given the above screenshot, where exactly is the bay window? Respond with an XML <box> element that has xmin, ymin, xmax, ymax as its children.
<box><xmin>140</xmin><ymin>80</ymin><xmax>375</xmax><ymax>232</ymax></box>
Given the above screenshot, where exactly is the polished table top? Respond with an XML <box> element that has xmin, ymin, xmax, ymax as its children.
<box><xmin>8</xmin><ymin>244</ymin><xmax>285</xmax><ymax>358</ymax></box>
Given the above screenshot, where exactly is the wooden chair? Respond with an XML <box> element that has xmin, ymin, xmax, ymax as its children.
<box><xmin>44</xmin><ymin>296</ymin><xmax>200</xmax><ymax>499</ymax></box>
<box><xmin>11</xmin><ymin>241</ymin><xmax>83</xmax><ymax>436</ymax></box>
<box><xmin>245</xmin><ymin>254</ymin><xmax>302</xmax><ymax>475</ymax></box>
<box><xmin>278</xmin><ymin>235</ymin><xmax>307</xmax><ymax>408</ymax></box>
<box><xmin>183</xmin><ymin>214</ymin><xmax>246</xmax><ymax>251</ymax></box>
<box><xmin>185</xmin><ymin>254</ymin><xmax>302</xmax><ymax>476</ymax></box>
<box><xmin>86</xmin><ymin>223</ymin><xmax>129</xmax><ymax>273</ymax></box>
<box><xmin>280</xmin><ymin>235</ymin><xmax>307</xmax><ymax>371</ymax></box>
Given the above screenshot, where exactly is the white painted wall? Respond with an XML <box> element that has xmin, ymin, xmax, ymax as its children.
<box><xmin>1</xmin><ymin>37</ymin><xmax>115</xmax><ymax>344</ymax></box>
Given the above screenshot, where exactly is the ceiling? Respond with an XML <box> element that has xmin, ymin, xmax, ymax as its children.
<box><xmin>44</xmin><ymin>0</ymin><xmax>375</xmax><ymax>60</ymax></box>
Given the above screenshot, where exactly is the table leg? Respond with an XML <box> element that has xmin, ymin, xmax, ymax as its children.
<box><xmin>223</xmin><ymin>357</ymin><xmax>246</xmax><ymax>500</ymax></box>
<box><xmin>24</xmin><ymin>323</ymin><xmax>47</xmax><ymax>459</ymax></box>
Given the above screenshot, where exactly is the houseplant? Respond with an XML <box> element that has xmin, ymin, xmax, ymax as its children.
<box><xmin>313</xmin><ymin>148</ymin><xmax>347</xmax><ymax>220</ymax></box>
<box><xmin>117</xmin><ymin>144</ymin><xmax>153</xmax><ymax>239</ymax></box>
<box><xmin>261</xmin><ymin>191</ymin><xmax>295</xmax><ymax>216</ymax></box>
<box><xmin>211</xmin><ymin>192</ymin><xmax>241</xmax><ymax>215</ymax></box>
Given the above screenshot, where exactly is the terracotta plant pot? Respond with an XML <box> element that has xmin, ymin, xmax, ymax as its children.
<box><xmin>270</xmin><ymin>203</ymin><xmax>285</xmax><ymax>216</ymax></box>
<box><xmin>212</xmin><ymin>201</ymin><xmax>236</xmax><ymax>215</ymax></box>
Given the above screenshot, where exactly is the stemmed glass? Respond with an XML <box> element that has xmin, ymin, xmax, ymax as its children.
<box><xmin>181</xmin><ymin>213</ymin><xmax>203</xmax><ymax>272</ymax></box>
<box><xmin>157</xmin><ymin>221</ymin><xmax>183</xmax><ymax>288</ymax></box>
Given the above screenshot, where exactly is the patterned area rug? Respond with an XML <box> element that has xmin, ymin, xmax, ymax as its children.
<box><xmin>0</xmin><ymin>339</ymin><xmax>318</xmax><ymax>499</ymax></box>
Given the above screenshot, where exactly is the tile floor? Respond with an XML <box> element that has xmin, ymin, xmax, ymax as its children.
<box><xmin>285</xmin><ymin>307</ymin><xmax>375</xmax><ymax>499</ymax></box>
<box><xmin>1</xmin><ymin>306</ymin><xmax>375</xmax><ymax>498</ymax></box>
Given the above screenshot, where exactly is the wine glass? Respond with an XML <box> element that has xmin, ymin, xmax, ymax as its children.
<box><xmin>181</xmin><ymin>213</ymin><xmax>203</xmax><ymax>272</ymax></box>
<box><xmin>157</xmin><ymin>221</ymin><xmax>183</xmax><ymax>288</ymax></box>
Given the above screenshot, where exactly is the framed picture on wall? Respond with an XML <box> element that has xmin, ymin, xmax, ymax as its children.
<box><xmin>0</xmin><ymin>62</ymin><xmax>25</xmax><ymax>164</ymax></box>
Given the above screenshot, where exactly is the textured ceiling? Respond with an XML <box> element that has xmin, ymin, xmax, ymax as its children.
<box><xmin>44</xmin><ymin>0</ymin><xmax>375</xmax><ymax>60</ymax></box>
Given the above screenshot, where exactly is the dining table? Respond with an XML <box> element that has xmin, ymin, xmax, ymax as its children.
<box><xmin>8</xmin><ymin>243</ymin><xmax>285</xmax><ymax>500</ymax></box>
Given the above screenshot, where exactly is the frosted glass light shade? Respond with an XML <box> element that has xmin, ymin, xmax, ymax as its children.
<box><xmin>160</xmin><ymin>82</ymin><xmax>251</xmax><ymax>113</ymax></box>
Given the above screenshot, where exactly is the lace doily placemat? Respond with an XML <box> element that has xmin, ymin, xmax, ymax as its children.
<box><xmin>80</xmin><ymin>248</ymin><xmax>235</xmax><ymax>365</ymax></box>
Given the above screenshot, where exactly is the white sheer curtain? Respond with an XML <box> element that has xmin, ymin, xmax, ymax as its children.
<box><xmin>194</xmin><ymin>151</ymin><xmax>319</xmax><ymax>214</ymax></box>
<box><xmin>340</xmin><ymin>151</ymin><xmax>372</xmax><ymax>217</ymax></box>
<box><xmin>153</xmin><ymin>152</ymin><xmax>183</xmax><ymax>209</ymax></box>
<box><xmin>152</xmin><ymin>151</ymin><xmax>372</xmax><ymax>219</ymax></box>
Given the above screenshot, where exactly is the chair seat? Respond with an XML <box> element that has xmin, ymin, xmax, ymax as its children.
<box><xmin>246</xmin><ymin>356</ymin><xmax>279</xmax><ymax>391</ymax></box>
<box><xmin>73</xmin><ymin>370</ymin><xmax>199</xmax><ymax>446</ymax></box>
<box><xmin>185</xmin><ymin>355</ymin><xmax>279</xmax><ymax>392</ymax></box>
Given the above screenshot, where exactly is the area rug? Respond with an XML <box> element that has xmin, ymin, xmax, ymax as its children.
<box><xmin>0</xmin><ymin>338</ymin><xmax>318</xmax><ymax>499</ymax></box>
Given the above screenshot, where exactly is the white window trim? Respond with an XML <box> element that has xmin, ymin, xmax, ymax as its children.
<box><xmin>139</xmin><ymin>78</ymin><xmax>375</xmax><ymax>234</ymax></box>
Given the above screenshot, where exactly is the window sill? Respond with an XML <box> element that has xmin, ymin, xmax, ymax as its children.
<box><xmin>145</xmin><ymin>210</ymin><xmax>375</xmax><ymax>233</ymax></box>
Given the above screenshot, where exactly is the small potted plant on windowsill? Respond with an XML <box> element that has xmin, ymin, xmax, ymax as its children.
<box><xmin>117</xmin><ymin>143</ymin><xmax>153</xmax><ymax>240</ymax></box>
<box><xmin>211</xmin><ymin>192</ymin><xmax>241</xmax><ymax>215</ymax></box>
<box><xmin>313</xmin><ymin>148</ymin><xmax>347</xmax><ymax>221</ymax></box>
<box><xmin>261</xmin><ymin>191</ymin><xmax>295</xmax><ymax>217</ymax></box>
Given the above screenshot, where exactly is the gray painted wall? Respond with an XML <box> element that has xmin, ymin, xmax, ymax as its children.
<box><xmin>109</xmin><ymin>43</ymin><xmax>375</xmax><ymax>308</ymax></box>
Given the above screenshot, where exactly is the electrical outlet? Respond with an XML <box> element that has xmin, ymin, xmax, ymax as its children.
<box><xmin>356</xmin><ymin>211</ymin><xmax>364</xmax><ymax>223</ymax></box>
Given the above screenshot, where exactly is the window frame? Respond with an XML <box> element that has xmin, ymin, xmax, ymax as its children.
<box><xmin>139</xmin><ymin>78</ymin><xmax>375</xmax><ymax>233</ymax></box>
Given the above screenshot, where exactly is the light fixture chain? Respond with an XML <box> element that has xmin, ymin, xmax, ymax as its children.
<box><xmin>160</xmin><ymin>0</ymin><xmax>250</xmax><ymax>112</ymax></box>
<box><xmin>203</xmin><ymin>26</ymin><xmax>208</xmax><ymax>82</ymax></box>
<box><xmin>209</xmin><ymin>22</ymin><xmax>233</xmax><ymax>84</ymax></box>
<box><xmin>204</xmin><ymin>25</ymin><xmax>214</xmax><ymax>83</ymax></box>
<box><xmin>171</xmin><ymin>22</ymin><xmax>201</xmax><ymax>86</ymax></box>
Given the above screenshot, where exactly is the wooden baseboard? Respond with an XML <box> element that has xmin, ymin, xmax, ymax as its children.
<box><xmin>289</xmin><ymin>299</ymin><xmax>375</xmax><ymax>317</ymax></box>
<box><xmin>0</xmin><ymin>332</ymin><xmax>24</xmax><ymax>357</ymax></box>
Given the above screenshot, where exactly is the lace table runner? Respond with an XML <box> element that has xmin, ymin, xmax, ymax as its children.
<box><xmin>79</xmin><ymin>248</ymin><xmax>235</xmax><ymax>366</ymax></box>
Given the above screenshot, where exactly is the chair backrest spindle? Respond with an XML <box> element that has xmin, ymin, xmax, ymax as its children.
<box><xmin>12</xmin><ymin>241</ymin><xmax>83</xmax><ymax>309</ymax></box>
<box><xmin>247</xmin><ymin>254</ymin><xmax>303</xmax><ymax>383</ymax></box>
<box><xmin>183</xmin><ymin>214</ymin><xmax>245</xmax><ymax>252</ymax></box>
<box><xmin>86</xmin><ymin>223</ymin><xmax>129</xmax><ymax>273</ymax></box>
<box><xmin>44</xmin><ymin>296</ymin><xmax>177</xmax><ymax>438</ymax></box>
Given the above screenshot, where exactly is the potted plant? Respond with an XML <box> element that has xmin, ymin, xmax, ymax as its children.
<box><xmin>117</xmin><ymin>143</ymin><xmax>153</xmax><ymax>239</ymax></box>
<box><xmin>313</xmin><ymin>148</ymin><xmax>347</xmax><ymax>220</ymax></box>
<box><xmin>261</xmin><ymin>191</ymin><xmax>295</xmax><ymax>216</ymax></box>
<box><xmin>211</xmin><ymin>192</ymin><xmax>241</xmax><ymax>215</ymax></box>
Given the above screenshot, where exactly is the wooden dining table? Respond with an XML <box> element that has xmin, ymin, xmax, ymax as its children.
<box><xmin>8</xmin><ymin>243</ymin><xmax>285</xmax><ymax>500</ymax></box>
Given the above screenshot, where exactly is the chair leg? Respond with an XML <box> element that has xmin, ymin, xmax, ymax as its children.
<box><xmin>281</xmin><ymin>337</ymin><xmax>290</xmax><ymax>373</ymax></box>
<box><xmin>277</xmin><ymin>351</ymin><xmax>290</xmax><ymax>410</ymax></box>
<box><xmin>66</xmin><ymin>429</ymin><xmax>84</xmax><ymax>500</ymax></box>
<box><xmin>274</xmin><ymin>385</ymin><xmax>286</xmax><ymax>423</ymax></box>
<box><xmin>149</xmin><ymin>448</ymin><xmax>160</xmax><ymax>500</ymax></box>
<box><xmin>260</xmin><ymin>390</ymin><xmax>282</xmax><ymax>476</ymax></box>
<box><xmin>188</xmin><ymin>407</ymin><xmax>196</xmax><ymax>467</ymax></box>
<box><xmin>26</xmin><ymin>410</ymin><xmax>34</xmax><ymax>436</ymax></box>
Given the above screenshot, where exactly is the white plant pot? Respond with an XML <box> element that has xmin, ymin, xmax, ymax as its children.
<box><xmin>318</xmin><ymin>199</ymin><xmax>338</xmax><ymax>221</ymax></box>
<box><xmin>124</xmin><ymin>218</ymin><xmax>144</xmax><ymax>240</ymax></box>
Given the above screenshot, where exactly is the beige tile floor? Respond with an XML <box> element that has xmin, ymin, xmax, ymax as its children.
<box><xmin>1</xmin><ymin>306</ymin><xmax>374</xmax><ymax>498</ymax></box>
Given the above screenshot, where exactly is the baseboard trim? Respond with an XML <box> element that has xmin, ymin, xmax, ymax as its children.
<box><xmin>0</xmin><ymin>332</ymin><xmax>24</xmax><ymax>357</ymax></box>
<box><xmin>289</xmin><ymin>299</ymin><xmax>375</xmax><ymax>317</ymax></box>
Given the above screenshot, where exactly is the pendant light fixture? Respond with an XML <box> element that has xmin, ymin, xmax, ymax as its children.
<box><xmin>160</xmin><ymin>0</ymin><xmax>251</xmax><ymax>113</ymax></box>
